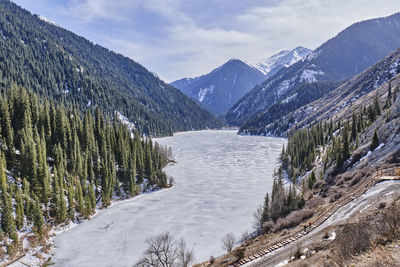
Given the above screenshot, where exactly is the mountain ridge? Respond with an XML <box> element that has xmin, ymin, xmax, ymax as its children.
<box><xmin>0</xmin><ymin>0</ymin><xmax>221</xmax><ymax>136</ymax></box>
<box><xmin>171</xmin><ymin>47</ymin><xmax>311</xmax><ymax>115</ymax></box>
<box><xmin>226</xmin><ymin>12</ymin><xmax>400</xmax><ymax>127</ymax></box>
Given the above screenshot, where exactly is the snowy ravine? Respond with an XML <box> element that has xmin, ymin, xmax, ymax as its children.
<box><xmin>51</xmin><ymin>130</ymin><xmax>286</xmax><ymax>266</ymax></box>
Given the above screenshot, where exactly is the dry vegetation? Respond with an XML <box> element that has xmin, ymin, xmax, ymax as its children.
<box><xmin>287</xmin><ymin>196</ymin><xmax>400</xmax><ymax>267</ymax></box>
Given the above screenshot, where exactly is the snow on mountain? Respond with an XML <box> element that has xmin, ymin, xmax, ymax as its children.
<box><xmin>171</xmin><ymin>59</ymin><xmax>266</xmax><ymax>115</ymax></box>
<box><xmin>171</xmin><ymin>47</ymin><xmax>310</xmax><ymax>116</ymax></box>
<box><xmin>37</xmin><ymin>15</ymin><xmax>59</xmax><ymax>27</ymax></box>
<box><xmin>250</xmin><ymin>46</ymin><xmax>312</xmax><ymax>77</ymax></box>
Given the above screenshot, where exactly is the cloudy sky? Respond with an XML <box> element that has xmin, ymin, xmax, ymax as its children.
<box><xmin>12</xmin><ymin>0</ymin><xmax>400</xmax><ymax>82</ymax></box>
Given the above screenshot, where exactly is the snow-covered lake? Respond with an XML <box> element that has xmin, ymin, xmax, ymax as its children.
<box><xmin>52</xmin><ymin>130</ymin><xmax>286</xmax><ymax>266</ymax></box>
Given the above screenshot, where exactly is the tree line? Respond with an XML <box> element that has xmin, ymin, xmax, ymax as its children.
<box><xmin>0</xmin><ymin>85</ymin><xmax>171</xmax><ymax>254</ymax></box>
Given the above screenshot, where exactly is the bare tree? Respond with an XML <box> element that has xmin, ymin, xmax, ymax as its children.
<box><xmin>221</xmin><ymin>233</ymin><xmax>236</xmax><ymax>252</ymax></box>
<box><xmin>253</xmin><ymin>205</ymin><xmax>263</xmax><ymax>231</ymax></box>
<box><xmin>136</xmin><ymin>232</ymin><xmax>178</xmax><ymax>267</ymax></box>
<box><xmin>177</xmin><ymin>238</ymin><xmax>194</xmax><ymax>267</ymax></box>
<box><xmin>135</xmin><ymin>232</ymin><xmax>194</xmax><ymax>267</ymax></box>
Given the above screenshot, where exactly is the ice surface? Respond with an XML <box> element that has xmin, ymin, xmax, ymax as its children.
<box><xmin>52</xmin><ymin>130</ymin><xmax>286</xmax><ymax>266</ymax></box>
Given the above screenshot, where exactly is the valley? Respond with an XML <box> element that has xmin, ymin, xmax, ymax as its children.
<box><xmin>0</xmin><ymin>1</ymin><xmax>399</xmax><ymax>267</ymax></box>
<box><xmin>48</xmin><ymin>130</ymin><xmax>285</xmax><ymax>266</ymax></box>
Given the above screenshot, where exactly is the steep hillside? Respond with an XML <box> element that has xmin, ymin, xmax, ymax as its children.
<box><xmin>254</xmin><ymin>47</ymin><xmax>400</xmax><ymax>136</ymax></box>
<box><xmin>171</xmin><ymin>47</ymin><xmax>310</xmax><ymax>116</ymax></box>
<box><xmin>226</xmin><ymin>12</ymin><xmax>400</xmax><ymax>127</ymax></box>
<box><xmin>202</xmin><ymin>47</ymin><xmax>400</xmax><ymax>267</ymax></box>
<box><xmin>171</xmin><ymin>59</ymin><xmax>265</xmax><ymax>115</ymax></box>
<box><xmin>0</xmin><ymin>0</ymin><xmax>221</xmax><ymax>136</ymax></box>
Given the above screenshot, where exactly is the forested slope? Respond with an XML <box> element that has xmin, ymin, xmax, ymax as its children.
<box><xmin>0</xmin><ymin>0</ymin><xmax>221</xmax><ymax>136</ymax></box>
<box><xmin>0</xmin><ymin>85</ymin><xmax>171</xmax><ymax>260</ymax></box>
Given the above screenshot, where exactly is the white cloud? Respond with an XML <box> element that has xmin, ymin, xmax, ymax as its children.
<box><xmin>11</xmin><ymin>0</ymin><xmax>400</xmax><ymax>81</ymax></box>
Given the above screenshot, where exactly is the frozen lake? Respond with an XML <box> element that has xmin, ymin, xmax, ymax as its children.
<box><xmin>52</xmin><ymin>130</ymin><xmax>286</xmax><ymax>266</ymax></box>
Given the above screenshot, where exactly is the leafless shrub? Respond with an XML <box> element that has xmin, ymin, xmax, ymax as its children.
<box><xmin>234</xmin><ymin>247</ymin><xmax>245</xmax><ymax>260</ymax></box>
<box><xmin>342</xmin><ymin>172</ymin><xmax>353</xmax><ymax>181</ymax></box>
<box><xmin>209</xmin><ymin>256</ymin><xmax>215</xmax><ymax>264</ymax></box>
<box><xmin>239</xmin><ymin>230</ymin><xmax>250</xmax><ymax>245</ymax></box>
<box><xmin>252</xmin><ymin>205</ymin><xmax>263</xmax><ymax>231</ymax></box>
<box><xmin>221</xmin><ymin>233</ymin><xmax>236</xmax><ymax>252</ymax></box>
<box><xmin>305</xmin><ymin>196</ymin><xmax>324</xmax><ymax>210</ymax></box>
<box><xmin>168</xmin><ymin>176</ymin><xmax>175</xmax><ymax>187</ymax></box>
<box><xmin>350</xmin><ymin>175</ymin><xmax>360</xmax><ymax>186</ymax></box>
<box><xmin>177</xmin><ymin>238</ymin><xmax>194</xmax><ymax>267</ymax></box>
<box><xmin>334</xmin><ymin>222</ymin><xmax>372</xmax><ymax>261</ymax></box>
<box><xmin>330</xmin><ymin>190</ymin><xmax>343</xmax><ymax>203</ymax></box>
<box><xmin>313</xmin><ymin>180</ymin><xmax>325</xmax><ymax>189</ymax></box>
<box><xmin>135</xmin><ymin>232</ymin><xmax>194</xmax><ymax>267</ymax></box>
<box><xmin>273</xmin><ymin>209</ymin><xmax>314</xmax><ymax>232</ymax></box>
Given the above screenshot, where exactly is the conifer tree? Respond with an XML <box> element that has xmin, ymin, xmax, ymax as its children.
<box><xmin>374</xmin><ymin>94</ymin><xmax>381</xmax><ymax>116</ymax></box>
<box><xmin>75</xmin><ymin>182</ymin><xmax>84</xmax><ymax>214</ymax></box>
<box><xmin>370</xmin><ymin>129</ymin><xmax>379</xmax><ymax>151</ymax></box>
<box><xmin>308</xmin><ymin>170</ymin><xmax>316</xmax><ymax>189</ymax></box>
<box><xmin>88</xmin><ymin>182</ymin><xmax>96</xmax><ymax>213</ymax></box>
<box><xmin>22</xmin><ymin>178</ymin><xmax>32</xmax><ymax>222</ymax></box>
<box><xmin>67</xmin><ymin>186</ymin><xmax>74</xmax><ymax>221</ymax></box>
<box><xmin>15</xmin><ymin>188</ymin><xmax>24</xmax><ymax>230</ymax></box>
<box><xmin>1</xmin><ymin>191</ymin><xmax>17</xmax><ymax>239</ymax></box>
<box><xmin>261</xmin><ymin>193</ymin><xmax>270</xmax><ymax>224</ymax></box>
<box><xmin>0</xmin><ymin>100</ymin><xmax>14</xmax><ymax>168</ymax></box>
<box><xmin>33</xmin><ymin>196</ymin><xmax>44</xmax><ymax>238</ymax></box>
<box><xmin>0</xmin><ymin>153</ymin><xmax>7</xmax><ymax>193</ymax></box>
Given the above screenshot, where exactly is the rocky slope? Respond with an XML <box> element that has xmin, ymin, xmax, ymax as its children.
<box><xmin>256</xmin><ymin>47</ymin><xmax>400</xmax><ymax>136</ymax></box>
<box><xmin>227</xmin><ymin>12</ymin><xmax>400</xmax><ymax>127</ymax></box>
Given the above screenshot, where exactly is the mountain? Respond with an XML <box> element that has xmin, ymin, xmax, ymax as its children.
<box><xmin>171</xmin><ymin>47</ymin><xmax>311</xmax><ymax>116</ymax></box>
<box><xmin>256</xmin><ymin>47</ymin><xmax>400</xmax><ymax>136</ymax></box>
<box><xmin>0</xmin><ymin>0</ymin><xmax>221</xmax><ymax>137</ymax></box>
<box><xmin>252</xmin><ymin>46</ymin><xmax>312</xmax><ymax>78</ymax></box>
<box><xmin>226</xmin><ymin>12</ymin><xmax>400</xmax><ymax>127</ymax></box>
<box><xmin>171</xmin><ymin>59</ymin><xmax>265</xmax><ymax>115</ymax></box>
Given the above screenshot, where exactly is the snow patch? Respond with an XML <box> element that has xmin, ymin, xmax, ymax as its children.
<box><xmin>116</xmin><ymin>111</ymin><xmax>136</xmax><ymax>137</ymax></box>
<box><xmin>277</xmin><ymin>80</ymin><xmax>291</xmax><ymax>97</ymax></box>
<box><xmin>198</xmin><ymin>85</ymin><xmax>215</xmax><ymax>102</ymax></box>
<box><xmin>300</xmin><ymin>69</ymin><xmax>324</xmax><ymax>83</ymax></box>
<box><xmin>37</xmin><ymin>15</ymin><xmax>60</xmax><ymax>27</ymax></box>
<box><xmin>281</xmin><ymin>93</ymin><xmax>298</xmax><ymax>104</ymax></box>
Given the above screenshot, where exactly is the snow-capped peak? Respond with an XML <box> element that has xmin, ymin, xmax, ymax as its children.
<box><xmin>251</xmin><ymin>46</ymin><xmax>312</xmax><ymax>76</ymax></box>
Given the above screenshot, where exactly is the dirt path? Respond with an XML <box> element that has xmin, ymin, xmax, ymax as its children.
<box><xmin>245</xmin><ymin>180</ymin><xmax>400</xmax><ymax>266</ymax></box>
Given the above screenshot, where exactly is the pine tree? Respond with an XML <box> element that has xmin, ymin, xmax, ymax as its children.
<box><xmin>0</xmin><ymin>100</ymin><xmax>14</xmax><ymax>168</ymax></box>
<box><xmin>22</xmin><ymin>178</ymin><xmax>33</xmax><ymax>222</ymax></box>
<box><xmin>261</xmin><ymin>193</ymin><xmax>270</xmax><ymax>224</ymax></box>
<box><xmin>351</xmin><ymin>113</ymin><xmax>357</xmax><ymax>141</ymax></box>
<box><xmin>67</xmin><ymin>186</ymin><xmax>74</xmax><ymax>221</ymax></box>
<box><xmin>1</xmin><ymin>191</ymin><xmax>17</xmax><ymax>238</ymax></box>
<box><xmin>374</xmin><ymin>94</ymin><xmax>381</xmax><ymax>116</ymax></box>
<box><xmin>386</xmin><ymin>82</ymin><xmax>392</xmax><ymax>107</ymax></box>
<box><xmin>341</xmin><ymin>125</ymin><xmax>350</xmax><ymax>162</ymax></box>
<box><xmin>0</xmin><ymin>153</ymin><xmax>7</xmax><ymax>193</ymax></box>
<box><xmin>308</xmin><ymin>170</ymin><xmax>316</xmax><ymax>189</ymax></box>
<box><xmin>33</xmin><ymin>196</ymin><xmax>44</xmax><ymax>238</ymax></box>
<box><xmin>37</xmin><ymin>129</ymin><xmax>50</xmax><ymax>204</ymax></box>
<box><xmin>75</xmin><ymin>182</ymin><xmax>84</xmax><ymax>214</ymax></box>
<box><xmin>370</xmin><ymin>130</ymin><xmax>379</xmax><ymax>151</ymax></box>
<box><xmin>88</xmin><ymin>184</ymin><xmax>96</xmax><ymax>213</ymax></box>
<box><xmin>15</xmin><ymin>189</ymin><xmax>24</xmax><ymax>230</ymax></box>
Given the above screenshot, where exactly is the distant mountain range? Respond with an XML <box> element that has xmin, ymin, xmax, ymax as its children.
<box><xmin>171</xmin><ymin>47</ymin><xmax>311</xmax><ymax>115</ymax></box>
<box><xmin>0</xmin><ymin>0</ymin><xmax>221</xmax><ymax>136</ymax></box>
<box><xmin>227</xmin><ymin>12</ymin><xmax>400</xmax><ymax>129</ymax></box>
